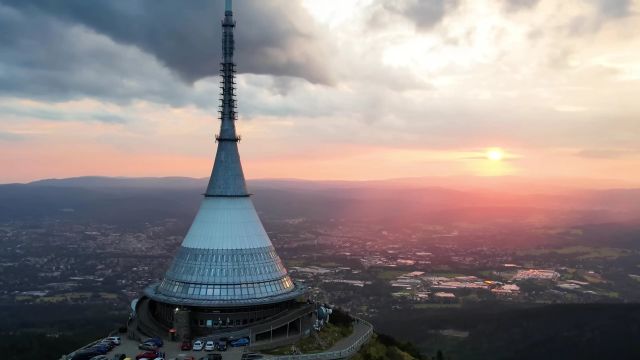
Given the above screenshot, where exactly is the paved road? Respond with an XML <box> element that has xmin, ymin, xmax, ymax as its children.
<box><xmin>326</xmin><ymin>321</ymin><xmax>371</xmax><ymax>352</ymax></box>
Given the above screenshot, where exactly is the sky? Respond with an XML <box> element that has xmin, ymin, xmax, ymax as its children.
<box><xmin>0</xmin><ymin>0</ymin><xmax>639</xmax><ymax>185</ymax></box>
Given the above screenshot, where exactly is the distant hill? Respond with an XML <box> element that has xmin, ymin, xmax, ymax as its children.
<box><xmin>27</xmin><ymin>176</ymin><xmax>207</xmax><ymax>189</ymax></box>
<box><xmin>17</xmin><ymin>174</ymin><xmax>639</xmax><ymax>192</ymax></box>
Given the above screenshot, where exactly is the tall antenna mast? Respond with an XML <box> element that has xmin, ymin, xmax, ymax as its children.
<box><xmin>205</xmin><ymin>0</ymin><xmax>248</xmax><ymax>197</ymax></box>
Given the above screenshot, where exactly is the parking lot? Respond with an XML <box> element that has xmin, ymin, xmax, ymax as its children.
<box><xmin>111</xmin><ymin>336</ymin><xmax>253</xmax><ymax>360</ymax></box>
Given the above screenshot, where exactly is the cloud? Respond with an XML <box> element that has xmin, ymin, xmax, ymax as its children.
<box><xmin>1</xmin><ymin>0</ymin><xmax>332</xmax><ymax>85</ymax></box>
<box><xmin>575</xmin><ymin>149</ymin><xmax>639</xmax><ymax>159</ymax></box>
<box><xmin>91</xmin><ymin>114</ymin><xmax>129</xmax><ymax>124</ymax></box>
<box><xmin>593</xmin><ymin>0</ymin><xmax>632</xmax><ymax>18</ymax></box>
<box><xmin>368</xmin><ymin>0</ymin><xmax>459</xmax><ymax>31</ymax></box>
<box><xmin>503</xmin><ymin>0</ymin><xmax>541</xmax><ymax>11</ymax></box>
<box><xmin>566</xmin><ymin>0</ymin><xmax>635</xmax><ymax>35</ymax></box>
<box><xmin>0</xmin><ymin>4</ymin><xmax>200</xmax><ymax>105</ymax></box>
<box><xmin>0</xmin><ymin>98</ymin><xmax>132</xmax><ymax>124</ymax></box>
<box><xmin>0</xmin><ymin>131</ymin><xmax>25</xmax><ymax>141</ymax></box>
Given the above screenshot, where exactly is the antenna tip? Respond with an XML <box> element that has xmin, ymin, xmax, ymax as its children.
<box><xmin>225</xmin><ymin>0</ymin><xmax>232</xmax><ymax>12</ymax></box>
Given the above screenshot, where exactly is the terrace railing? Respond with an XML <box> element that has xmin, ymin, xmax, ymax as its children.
<box><xmin>269</xmin><ymin>318</ymin><xmax>374</xmax><ymax>360</ymax></box>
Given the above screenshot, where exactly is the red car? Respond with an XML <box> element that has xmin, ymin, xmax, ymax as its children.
<box><xmin>136</xmin><ymin>351</ymin><xmax>161</xmax><ymax>360</ymax></box>
<box><xmin>180</xmin><ymin>340</ymin><xmax>192</xmax><ymax>351</ymax></box>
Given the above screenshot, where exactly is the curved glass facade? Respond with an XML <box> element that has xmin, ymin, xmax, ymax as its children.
<box><xmin>163</xmin><ymin>246</ymin><xmax>288</xmax><ymax>284</ymax></box>
<box><xmin>157</xmin><ymin>277</ymin><xmax>294</xmax><ymax>301</ymax></box>
<box><xmin>153</xmin><ymin>245</ymin><xmax>297</xmax><ymax>304</ymax></box>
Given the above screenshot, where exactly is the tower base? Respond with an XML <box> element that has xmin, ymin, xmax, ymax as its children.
<box><xmin>132</xmin><ymin>295</ymin><xmax>314</xmax><ymax>349</ymax></box>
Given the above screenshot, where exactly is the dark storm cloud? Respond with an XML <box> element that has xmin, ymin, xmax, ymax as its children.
<box><xmin>0</xmin><ymin>0</ymin><xmax>331</xmax><ymax>86</ymax></box>
<box><xmin>0</xmin><ymin>4</ymin><xmax>193</xmax><ymax>105</ymax></box>
<box><xmin>369</xmin><ymin>0</ymin><xmax>459</xmax><ymax>31</ymax></box>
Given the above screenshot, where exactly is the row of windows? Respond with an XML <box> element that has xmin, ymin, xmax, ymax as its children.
<box><xmin>158</xmin><ymin>277</ymin><xmax>295</xmax><ymax>300</ymax></box>
<box><xmin>175</xmin><ymin>246</ymin><xmax>279</xmax><ymax>265</ymax></box>
<box><xmin>167</xmin><ymin>260</ymin><xmax>286</xmax><ymax>283</ymax></box>
<box><xmin>196</xmin><ymin>318</ymin><xmax>260</xmax><ymax>327</ymax></box>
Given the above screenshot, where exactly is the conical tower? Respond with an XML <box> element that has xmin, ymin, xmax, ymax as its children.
<box><xmin>144</xmin><ymin>0</ymin><xmax>302</xmax><ymax>308</ymax></box>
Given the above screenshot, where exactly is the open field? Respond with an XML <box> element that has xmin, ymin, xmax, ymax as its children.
<box><xmin>517</xmin><ymin>246</ymin><xmax>633</xmax><ymax>260</ymax></box>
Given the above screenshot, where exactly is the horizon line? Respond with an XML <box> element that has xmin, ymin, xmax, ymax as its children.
<box><xmin>2</xmin><ymin>174</ymin><xmax>639</xmax><ymax>189</ymax></box>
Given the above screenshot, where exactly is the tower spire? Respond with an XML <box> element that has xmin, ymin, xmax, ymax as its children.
<box><xmin>205</xmin><ymin>0</ymin><xmax>248</xmax><ymax>197</ymax></box>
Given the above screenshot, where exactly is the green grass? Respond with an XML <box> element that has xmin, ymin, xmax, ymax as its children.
<box><xmin>319</xmin><ymin>262</ymin><xmax>341</xmax><ymax>267</ymax></box>
<box><xmin>351</xmin><ymin>334</ymin><xmax>418</xmax><ymax>360</ymax></box>
<box><xmin>98</xmin><ymin>292</ymin><xmax>119</xmax><ymax>300</ymax></box>
<box><xmin>581</xmin><ymin>273</ymin><xmax>606</xmax><ymax>284</ymax></box>
<box><xmin>431</xmin><ymin>272</ymin><xmax>467</xmax><ymax>278</ymax></box>
<box><xmin>598</xmin><ymin>291</ymin><xmax>620</xmax><ymax>298</ymax></box>
<box><xmin>285</xmin><ymin>259</ymin><xmax>307</xmax><ymax>267</ymax></box>
<box><xmin>518</xmin><ymin>246</ymin><xmax>631</xmax><ymax>259</ymax></box>
<box><xmin>375</xmin><ymin>270</ymin><xmax>406</xmax><ymax>280</ymax></box>
<box><xmin>36</xmin><ymin>292</ymin><xmax>93</xmax><ymax>303</ymax></box>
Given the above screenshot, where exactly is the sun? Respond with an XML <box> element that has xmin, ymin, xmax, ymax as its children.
<box><xmin>486</xmin><ymin>148</ymin><xmax>504</xmax><ymax>161</ymax></box>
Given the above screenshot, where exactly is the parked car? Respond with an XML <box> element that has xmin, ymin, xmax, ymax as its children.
<box><xmin>192</xmin><ymin>340</ymin><xmax>204</xmax><ymax>351</ymax></box>
<box><xmin>112</xmin><ymin>354</ymin><xmax>127</xmax><ymax>360</ymax></box>
<box><xmin>138</xmin><ymin>342</ymin><xmax>159</xmax><ymax>351</ymax></box>
<box><xmin>204</xmin><ymin>340</ymin><xmax>215</xmax><ymax>351</ymax></box>
<box><xmin>87</xmin><ymin>346</ymin><xmax>109</xmax><ymax>355</ymax></box>
<box><xmin>135</xmin><ymin>351</ymin><xmax>161</xmax><ymax>360</ymax></box>
<box><xmin>216</xmin><ymin>341</ymin><xmax>226</xmax><ymax>351</ymax></box>
<box><xmin>230</xmin><ymin>337</ymin><xmax>250</xmax><ymax>347</ymax></box>
<box><xmin>89</xmin><ymin>356</ymin><xmax>110</xmax><ymax>360</ymax></box>
<box><xmin>143</xmin><ymin>337</ymin><xmax>164</xmax><ymax>347</ymax></box>
<box><xmin>106</xmin><ymin>336</ymin><xmax>122</xmax><ymax>345</ymax></box>
<box><xmin>180</xmin><ymin>341</ymin><xmax>192</xmax><ymax>351</ymax></box>
<box><xmin>97</xmin><ymin>341</ymin><xmax>115</xmax><ymax>350</ymax></box>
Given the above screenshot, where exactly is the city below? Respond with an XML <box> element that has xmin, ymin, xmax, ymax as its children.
<box><xmin>1</xmin><ymin>176</ymin><xmax>639</xmax><ymax>359</ymax></box>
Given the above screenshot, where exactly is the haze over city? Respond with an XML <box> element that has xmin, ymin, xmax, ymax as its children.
<box><xmin>1</xmin><ymin>0</ymin><xmax>639</xmax><ymax>185</ymax></box>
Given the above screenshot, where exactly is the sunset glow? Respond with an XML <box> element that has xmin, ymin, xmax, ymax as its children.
<box><xmin>1</xmin><ymin>0</ymin><xmax>639</xmax><ymax>186</ymax></box>
<box><xmin>487</xmin><ymin>148</ymin><xmax>504</xmax><ymax>162</ymax></box>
